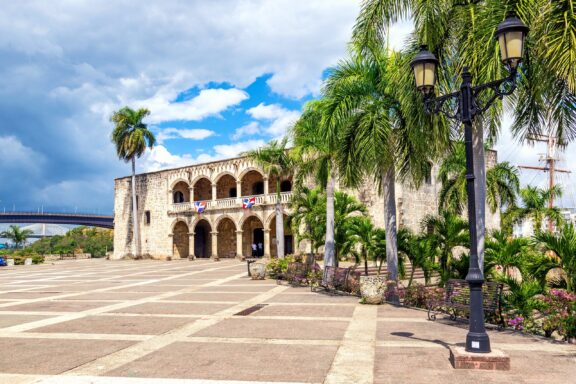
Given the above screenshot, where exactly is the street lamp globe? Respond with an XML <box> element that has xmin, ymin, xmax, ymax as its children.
<box><xmin>410</xmin><ymin>46</ymin><xmax>438</xmax><ymax>95</ymax></box>
<box><xmin>494</xmin><ymin>12</ymin><xmax>529</xmax><ymax>71</ymax></box>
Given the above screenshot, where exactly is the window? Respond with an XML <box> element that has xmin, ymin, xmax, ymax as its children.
<box><xmin>280</xmin><ymin>180</ymin><xmax>292</xmax><ymax>192</ymax></box>
<box><xmin>173</xmin><ymin>191</ymin><xmax>185</xmax><ymax>203</ymax></box>
<box><xmin>229</xmin><ymin>187</ymin><xmax>237</xmax><ymax>198</ymax></box>
<box><xmin>252</xmin><ymin>181</ymin><xmax>264</xmax><ymax>195</ymax></box>
<box><xmin>145</xmin><ymin>211</ymin><xmax>151</xmax><ymax>225</ymax></box>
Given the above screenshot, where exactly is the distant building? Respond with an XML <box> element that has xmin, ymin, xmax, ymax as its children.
<box><xmin>512</xmin><ymin>208</ymin><xmax>576</xmax><ymax>238</ymax></box>
<box><xmin>112</xmin><ymin>151</ymin><xmax>500</xmax><ymax>260</ymax></box>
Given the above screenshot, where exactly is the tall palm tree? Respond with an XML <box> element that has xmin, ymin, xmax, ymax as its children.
<box><xmin>439</xmin><ymin>142</ymin><xmax>520</xmax><ymax>215</ymax></box>
<box><xmin>111</xmin><ymin>106</ymin><xmax>155</xmax><ymax>258</ymax></box>
<box><xmin>292</xmin><ymin>100</ymin><xmax>341</xmax><ymax>266</ymax></box>
<box><xmin>511</xmin><ymin>185</ymin><xmax>563</xmax><ymax>235</ymax></box>
<box><xmin>1</xmin><ymin>225</ymin><xmax>33</xmax><ymax>249</ymax></box>
<box><xmin>244</xmin><ymin>138</ymin><xmax>294</xmax><ymax>259</ymax></box>
<box><xmin>422</xmin><ymin>211</ymin><xmax>469</xmax><ymax>285</ymax></box>
<box><xmin>485</xmin><ymin>230</ymin><xmax>530</xmax><ymax>278</ymax></box>
<box><xmin>531</xmin><ymin>224</ymin><xmax>576</xmax><ymax>292</ymax></box>
<box><xmin>352</xmin><ymin>0</ymin><xmax>576</xmax><ymax>282</ymax></box>
<box><xmin>321</xmin><ymin>47</ymin><xmax>445</xmax><ymax>291</ymax></box>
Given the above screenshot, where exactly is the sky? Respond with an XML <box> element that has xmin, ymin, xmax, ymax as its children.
<box><xmin>0</xmin><ymin>0</ymin><xmax>574</xmax><ymax>215</ymax></box>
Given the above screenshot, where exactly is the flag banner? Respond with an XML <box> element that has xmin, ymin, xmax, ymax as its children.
<box><xmin>242</xmin><ymin>196</ymin><xmax>256</xmax><ymax>209</ymax></box>
<box><xmin>194</xmin><ymin>201</ymin><xmax>206</xmax><ymax>213</ymax></box>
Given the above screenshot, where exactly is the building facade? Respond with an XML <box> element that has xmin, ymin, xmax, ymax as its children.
<box><xmin>112</xmin><ymin>151</ymin><xmax>500</xmax><ymax>260</ymax></box>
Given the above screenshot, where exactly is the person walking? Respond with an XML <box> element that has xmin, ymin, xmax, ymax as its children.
<box><xmin>251</xmin><ymin>243</ymin><xmax>257</xmax><ymax>257</ymax></box>
<box><xmin>257</xmin><ymin>242</ymin><xmax>263</xmax><ymax>257</ymax></box>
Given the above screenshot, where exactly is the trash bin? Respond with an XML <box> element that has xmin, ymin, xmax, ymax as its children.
<box><xmin>0</xmin><ymin>257</ymin><xmax>6</xmax><ymax>267</ymax></box>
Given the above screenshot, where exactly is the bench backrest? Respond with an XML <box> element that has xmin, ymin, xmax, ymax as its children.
<box><xmin>286</xmin><ymin>262</ymin><xmax>309</xmax><ymax>277</ymax></box>
<box><xmin>445</xmin><ymin>279</ymin><xmax>504</xmax><ymax>311</ymax></box>
<box><xmin>323</xmin><ymin>266</ymin><xmax>350</xmax><ymax>290</ymax></box>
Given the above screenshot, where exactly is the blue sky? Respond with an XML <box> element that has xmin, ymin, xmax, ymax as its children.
<box><xmin>0</xmin><ymin>0</ymin><xmax>574</xmax><ymax>215</ymax></box>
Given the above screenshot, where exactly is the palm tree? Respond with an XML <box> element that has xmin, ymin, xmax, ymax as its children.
<box><xmin>1</xmin><ymin>225</ymin><xmax>33</xmax><ymax>249</ymax></box>
<box><xmin>343</xmin><ymin>216</ymin><xmax>374</xmax><ymax>275</ymax></box>
<box><xmin>439</xmin><ymin>142</ymin><xmax>519</xmax><ymax>215</ymax></box>
<box><xmin>422</xmin><ymin>211</ymin><xmax>469</xmax><ymax>285</ymax></box>
<box><xmin>484</xmin><ymin>230</ymin><xmax>530</xmax><ymax>279</ymax></box>
<box><xmin>334</xmin><ymin>191</ymin><xmax>368</xmax><ymax>265</ymax></box>
<box><xmin>531</xmin><ymin>224</ymin><xmax>576</xmax><ymax>292</ymax></box>
<box><xmin>352</xmin><ymin>0</ymin><xmax>576</xmax><ymax>288</ymax></box>
<box><xmin>321</xmin><ymin>47</ymin><xmax>444</xmax><ymax>291</ymax></box>
<box><xmin>292</xmin><ymin>100</ymin><xmax>341</xmax><ymax>267</ymax></box>
<box><xmin>397</xmin><ymin>229</ymin><xmax>437</xmax><ymax>287</ymax></box>
<box><xmin>288</xmin><ymin>186</ymin><xmax>325</xmax><ymax>263</ymax></box>
<box><xmin>511</xmin><ymin>185</ymin><xmax>563</xmax><ymax>235</ymax></box>
<box><xmin>244</xmin><ymin>138</ymin><xmax>294</xmax><ymax>259</ymax></box>
<box><xmin>110</xmin><ymin>106</ymin><xmax>155</xmax><ymax>258</ymax></box>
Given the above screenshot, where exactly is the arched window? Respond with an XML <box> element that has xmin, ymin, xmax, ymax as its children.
<box><xmin>252</xmin><ymin>181</ymin><xmax>264</xmax><ymax>195</ymax></box>
<box><xmin>173</xmin><ymin>191</ymin><xmax>185</xmax><ymax>203</ymax></box>
<box><xmin>280</xmin><ymin>180</ymin><xmax>292</xmax><ymax>192</ymax></box>
<box><xmin>229</xmin><ymin>187</ymin><xmax>237</xmax><ymax>197</ymax></box>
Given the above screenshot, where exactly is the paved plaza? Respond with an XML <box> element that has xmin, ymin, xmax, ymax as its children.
<box><xmin>0</xmin><ymin>259</ymin><xmax>574</xmax><ymax>384</ymax></box>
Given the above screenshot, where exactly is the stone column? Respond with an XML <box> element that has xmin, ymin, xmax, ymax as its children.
<box><xmin>211</xmin><ymin>231</ymin><xmax>219</xmax><ymax>260</ymax></box>
<box><xmin>167</xmin><ymin>189</ymin><xmax>173</xmax><ymax>205</ymax></box>
<box><xmin>236</xmin><ymin>230</ymin><xmax>243</xmax><ymax>259</ymax></box>
<box><xmin>264</xmin><ymin>177</ymin><xmax>269</xmax><ymax>203</ymax></box>
<box><xmin>263</xmin><ymin>229</ymin><xmax>271</xmax><ymax>258</ymax></box>
<box><xmin>188</xmin><ymin>232</ymin><xmax>195</xmax><ymax>260</ymax></box>
<box><xmin>236</xmin><ymin>180</ymin><xmax>242</xmax><ymax>201</ymax></box>
<box><xmin>189</xmin><ymin>187</ymin><xmax>195</xmax><ymax>202</ymax></box>
<box><xmin>211</xmin><ymin>184</ymin><xmax>217</xmax><ymax>201</ymax></box>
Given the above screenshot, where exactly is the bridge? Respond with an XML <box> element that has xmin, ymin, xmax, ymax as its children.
<box><xmin>0</xmin><ymin>212</ymin><xmax>114</xmax><ymax>229</ymax></box>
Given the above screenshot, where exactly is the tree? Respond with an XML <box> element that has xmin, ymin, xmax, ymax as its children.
<box><xmin>485</xmin><ymin>230</ymin><xmax>530</xmax><ymax>278</ymax></box>
<box><xmin>352</xmin><ymin>0</ymin><xmax>576</xmax><ymax>282</ymax></box>
<box><xmin>439</xmin><ymin>142</ymin><xmax>519</xmax><ymax>214</ymax></box>
<box><xmin>422</xmin><ymin>211</ymin><xmax>469</xmax><ymax>285</ymax></box>
<box><xmin>111</xmin><ymin>106</ymin><xmax>155</xmax><ymax>258</ymax></box>
<box><xmin>1</xmin><ymin>225</ymin><xmax>33</xmax><ymax>248</ymax></box>
<box><xmin>292</xmin><ymin>100</ymin><xmax>341</xmax><ymax>266</ymax></box>
<box><xmin>321</xmin><ymin>46</ymin><xmax>444</xmax><ymax>291</ymax></box>
<box><xmin>397</xmin><ymin>229</ymin><xmax>437</xmax><ymax>287</ymax></box>
<box><xmin>244</xmin><ymin>138</ymin><xmax>294</xmax><ymax>259</ymax></box>
<box><xmin>511</xmin><ymin>185</ymin><xmax>563</xmax><ymax>235</ymax></box>
<box><xmin>334</xmin><ymin>191</ymin><xmax>368</xmax><ymax>264</ymax></box>
<box><xmin>343</xmin><ymin>216</ymin><xmax>374</xmax><ymax>275</ymax></box>
<box><xmin>531</xmin><ymin>224</ymin><xmax>576</xmax><ymax>292</ymax></box>
<box><xmin>288</xmin><ymin>186</ymin><xmax>325</xmax><ymax>263</ymax></box>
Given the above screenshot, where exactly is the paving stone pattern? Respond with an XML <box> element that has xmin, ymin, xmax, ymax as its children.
<box><xmin>0</xmin><ymin>259</ymin><xmax>574</xmax><ymax>384</ymax></box>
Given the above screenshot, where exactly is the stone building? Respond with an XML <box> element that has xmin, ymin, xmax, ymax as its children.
<box><xmin>112</xmin><ymin>150</ymin><xmax>499</xmax><ymax>260</ymax></box>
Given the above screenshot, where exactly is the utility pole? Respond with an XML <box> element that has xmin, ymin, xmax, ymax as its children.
<box><xmin>518</xmin><ymin>135</ymin><xmax>571</xmax><ymax>232</ymax></box>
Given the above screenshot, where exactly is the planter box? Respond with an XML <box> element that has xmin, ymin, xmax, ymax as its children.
<box><xmin>360</xmin><ymin>275</ymin><xmax>386</xmax><ymax>304</ymax></box>
<box><xmin>7</xmin><ymin>259</ymin><xmax>15</xmax><ymax>266</ymax></box>
<box><xmin>24</xmin><ymin>258</ymin><xmax>32</xmax><ymax>266</ymax></box>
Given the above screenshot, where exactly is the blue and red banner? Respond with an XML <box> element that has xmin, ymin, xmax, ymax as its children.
<box><xmin>194</xmin><ymin>201</ymin><xmax>206</xmax><ymax>213</ymax></box>
<box><xmin>242</xmin><ymin>196</ymin><xmax>256</xmax><ymax>209</ymax></box>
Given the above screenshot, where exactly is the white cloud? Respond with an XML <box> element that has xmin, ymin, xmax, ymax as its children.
<box><xmin>156</xmin><ymin>128</ymin><xmax>215</xmax><ymax>144</ymax></box>
<box><xmin>247</xmin><ymin>103</ymin><xmax>301</xmax><ymax>137</ymax></box>
<box><xmin>140</xmin><ymin>88</ymin><xmax>249</xmax><ymax>124</ymax></box>
<box><xmin>232</xmin><ymin>122</ymin><xmax>262</xmax><ymax>140</ymax></box>
<box><xmin>140</xmin><ymin>145</ymin><xmax>193</xmax><ymax>172</ymax></box>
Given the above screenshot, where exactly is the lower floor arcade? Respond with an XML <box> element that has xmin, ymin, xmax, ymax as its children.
<box><xmin>171</xmin><ymin>213</ymin><xmax>294</xmax><ymax>260</ymax></box>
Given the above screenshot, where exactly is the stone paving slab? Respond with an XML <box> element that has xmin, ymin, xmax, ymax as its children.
<box><xmin>0</xmin><ymin>314</ymin><xmax>52</xmax><ymax>328</ymax></box>
<box><xmin>166</xmin><ymin>292</ymin><xmax>259</xmax><ymax>302</ymax></box>
<box><xmin>194</xmin><ymin>318</ymin><xmax>349</xmax><ymax>340</ymax></box>
<box><xmin>59</xmin><ymin>292</ymin><xmax>158</xmax><ymax>301</ymax></box>
<box><xmin>265</xmin><ymin>292</ymin><xmax>359</xmax><ymax>304</ymax></box>
<box><xmin>195</xmin><ymin>285</ymin><xmax>274</xmax><ymax>293</ymax></box>
<box><xmin>0</xmin><ymin>300</ymin><xmax>113</xmax><ymax>313</ymax></box>
<box><xmin>110</xmin><ymin>285</ymin><xmax>191</xmax><ymax>293</ymax></box>
<box><xmin>0</xmin><ymin>338</ymin><xmax>134</xmax><ymax>374</ymax></box>
<box><xmin>106</xmin><ymin>341</ymin><xmax>338</xmax><ymax>382</ymax></box>
<box><xmin>30</xmin><ymin>315</ymin><xmax>195</xmax><ymax>335</ymax></box>
<box><xmin>252</xmin><ymin>304</ymin><xmax>356</xmax><ymax>318</ymax></box>
<box><xmin>109</xmin><ymin>302</ymin><xmax>232</xmax><ymax>315</ymax></box>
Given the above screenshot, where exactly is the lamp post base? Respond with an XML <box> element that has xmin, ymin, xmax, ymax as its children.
<box><xmin>466</xmin><ymin>331</ymin><xmax>491</xmax><ymax>353</ymax></box>
<box><xmin>450</xmin><ymin>346</ymin><xmax>510</xmax><ymax>370</ymax></box>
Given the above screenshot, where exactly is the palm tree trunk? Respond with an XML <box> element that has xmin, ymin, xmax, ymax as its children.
<box><xmin>307</xmin><ymin>223</ymin><xmax>314</xmax><ymax>266</ymax></box>
<box><xmin>473</xmin><ymin>122</ymin><xmax>486</xmax><ymax>273</ymax></box>
<box><xmin>383</xmin><ymin>168</ymin><xmax>398</xmax><ymax>290</ymax></box>
<box><xmin>324</xmin><ymin>167</ymin><xmax>336</xmax><ymax>267</ymax></box>
<box><xmin>408</xmin><ymin>264</ymin><xmax>415</xmax><ymax>287</ymax></box>
<box><xmin>275</xmin><ymin>179</ymin><xmax>284</xmax><ymax>259</ymax></box>
<box><xmin>131</xmin><ymin>157</ymin><xmax>141</xmax><ymax>258</ymax></box>
<box><xmin>363</xmin><ymin>249</ymin><xmax>368</xmax><ymax>276</ymax></box>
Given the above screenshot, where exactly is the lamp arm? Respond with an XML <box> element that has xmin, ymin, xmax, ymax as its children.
<box><xmin>423</xmin><ymin>91</ymin><xmax>461</xmax><ymax>120</ymax></box>
<box><xmin>471</xmin><ymin>70</ymin><xmax>518</xmax><ymax>116</ymax></box>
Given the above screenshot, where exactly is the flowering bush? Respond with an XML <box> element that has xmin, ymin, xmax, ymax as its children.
<box><xmin>541</xmin><ymin>289</ymin><xmax>576</xmax><ymax>339</ymax></box>
<box><xmin>265</xmin><ymin>255</ymin><xmax>296</xmax><ymax>278</ymax></box>
<box><xmin>508</xmin><ymin>316</ymin><xmax>525</xmax><ymax>331</ymax></box>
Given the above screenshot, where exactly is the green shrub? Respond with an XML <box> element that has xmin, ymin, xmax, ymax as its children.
<box><xmin>266</xmin><ymin>255</ymin><xmax>296</xmax><ymax>278</ymax></box>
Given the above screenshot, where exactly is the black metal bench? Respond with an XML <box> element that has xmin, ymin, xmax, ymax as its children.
<box><xmin>312</xmin><ymin>266</ymin><xmax>353</xmax><ymax>294</ymax></box>
<box><xmin>276</xmin><ymin>262</ymin><xmax>311</xmax><ymax>286</ymax></box>
<box><xmin>427</xmin><ymin>279</ymin><xmax>504</xmax><ymax>327</ymax></box>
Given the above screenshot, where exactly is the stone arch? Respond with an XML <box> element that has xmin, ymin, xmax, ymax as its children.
<box><xmin>172</xmin><ymin>221</ymin><xmax>189</xmax><ymax>259</ymax></box>
<box><xmin>172</xmin><ymin>181</ymin><xmax>190</xmax><ymax>203</ymax></box>
<box><xmin>241</xmin><ymin>170</ymin><xmax>265</xmax><ymax>196</ymax></box>
<box><xmin>269</xmin><ymin>213</ymin><xmax>293</xmax><ymax>257</ymax></box>
<box><xmin>238</xmin><ymin>167</ymin><xmax>263</xmax><ymax>180</ymax></box>
<box><xmin>194</xmin><ymin>219</ymin><xmax>212</xmax><ymax>258</ymax></box>
<box><xmin>193</xmin><ymin>177</ymin><xmax>212</xmax><ymax>201</ymax></box>
<box><xmin>217</xmin><ymin>217</ymin><xmax>237</xmax><ymax>258</ymax></box>
<box><xmin>216</xmin><ymin>173</ymin><xmax>237</xmax><ymax>199</ymax></box>
<box><xmin>269</xmin><ymin>175</ymin><xmax>293</xmax><ymax>194</ymax></box>
<box><xmin>241</xmin><ymin>215</ymin><xmax>264</xmax><ymax>257</ymax></box>
<box><xmin>170</xmin><ymin>178</ymin><xmax>189</xmax><ymax>190</ymax></box>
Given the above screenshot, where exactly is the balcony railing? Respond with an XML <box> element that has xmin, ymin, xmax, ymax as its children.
<box><xmin>168</xmin><ymin>191</ymin><xmax>293</xmax><ymax>214</ymax></box>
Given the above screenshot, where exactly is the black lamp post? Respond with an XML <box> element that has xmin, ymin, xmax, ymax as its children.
<box><xmin>411</xmin><ymin>12</ymin><xmax>529</xmax><ymax>354</ymax></box>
